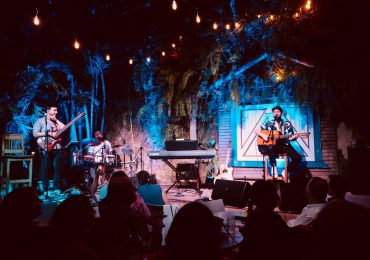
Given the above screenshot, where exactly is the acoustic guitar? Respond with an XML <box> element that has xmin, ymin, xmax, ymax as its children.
<box><xmin>257</xmin><ymin>130</ymin><xmax>310</xmax><ymax>146</ymax></box>
<box><xmin>216</xmin><ymin>140</ymin><xmax>233</xmax><ymax>181</ymax></box>
<box><xmin>37</xmin><ymin>112</ymin><xmax>85</xmax><ymax>151</ymax></box>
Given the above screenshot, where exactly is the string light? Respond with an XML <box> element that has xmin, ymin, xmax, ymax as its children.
<box><xmin>73</xmin><ymin>39</ymin><xmax>80</xmax><ymax>49</ymax></box>
<box><xmin>171</xmin><ymin>43</ymin><xmax>176</xmax><ymax>48</ymax></box>
<box><xmin>129</xmin><ymin>58</ymin><xmax>133</xmax><ymax>65</ymax></box>
<box><xmin>146</xmin><ymin>57</ymin><xmax>151</xmax><ymax>63</ymax></box>
<box><xmin>33</xmin><ymin>8</ymin><xmax>40</xmax><ymax>26</ymax></box>
<box><xmin>196</xmin><ymin>10</ymin><xmax>201</xmax><ymax>23</ymax></box>
<box><xmin>305</xmin><ymin>0</ymin><xmax>312</xmax><ymax>10</ymax></box>
<box><xmin>225</xmin><ymin>24</ymin><xmax>230</xmax><ymax>30</ymax></box>
<box><xmin>105</xmin><ymin>54</ymin><xmax>110</xmax><ymax>61</ymax></box>
<box><xmin>162</xmin><ymin>51</ymin><xmax>166</xmax><ymax>56</ymax></box>
<box><xmin>172</xmin><ymin>0</ymin><xmax>177</xmax><ymax>11</ymax></box>
<box><xmin>213</xmin><ymin>22</ymin><xmax>218</xmax><ymax>30</ymax></box>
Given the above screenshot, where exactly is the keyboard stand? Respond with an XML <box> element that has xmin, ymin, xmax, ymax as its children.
<box><xmin>163</xmin><ymin>159</ymin><xmax>202</xmax><ymax>195</ymax></box>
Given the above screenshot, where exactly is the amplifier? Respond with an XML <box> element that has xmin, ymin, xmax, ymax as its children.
<box><xmin>165</xmin><ymin>140</ymin><xmax>198</xmax><ymax>151</ymax></box>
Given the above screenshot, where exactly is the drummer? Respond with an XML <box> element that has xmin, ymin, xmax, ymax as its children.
<box><xmin>88</xmin><ymin>130</ymin><xmax>113</xmax><ymax>193</ymax></box>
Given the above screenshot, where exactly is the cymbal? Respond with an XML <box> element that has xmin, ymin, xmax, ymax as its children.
<box><xmin>122</xmin><ymin>147</ymin><xmax>133</xmax><ymax>155</ymax></box>
<box><xmin>81</xmin><ymin>137</ymin><xmax>97</xmax><ymax>145</ymax></box>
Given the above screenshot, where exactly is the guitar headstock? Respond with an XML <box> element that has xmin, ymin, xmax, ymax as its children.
<box><xmin>78</xmin><ymin>112</ymin><xmax>85</xmax><ymax>118</ymax></box>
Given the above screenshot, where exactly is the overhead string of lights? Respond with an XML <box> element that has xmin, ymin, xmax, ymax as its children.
<box><xmin>30</xmin><ymin>1</ymin><xmax>314</xmax><ymax>65</ymax></box>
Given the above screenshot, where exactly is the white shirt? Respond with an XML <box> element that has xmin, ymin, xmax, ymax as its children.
<box><xmin>287</xmin><ymin>203</ymin><xmax>326</xmax><ymax>227</ymax></box>
<box><xmin>87</xmin><ymin>140</ymin><xmax>113</xmax><ymax>163</ymax></box>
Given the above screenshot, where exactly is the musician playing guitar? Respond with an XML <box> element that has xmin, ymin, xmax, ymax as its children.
<box><xmin>255</xmin><ymin>105</ymin><xmax>303</xmax><ymax>179</ymax></box>
<box><xmin>33</xmin><ymin>105</ymin><xmax>66</xmax><ymax>196</ymax></box>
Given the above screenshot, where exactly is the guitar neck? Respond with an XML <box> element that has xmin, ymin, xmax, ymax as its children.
<box><xmin>56</xmin><ymin>114</ymin><xmax>83</xmax><ymax>137</ymax></box>
<box><xmin>274</xmin><ymin>134</ymin><xmax>290</xmax><ymax>140</ymax></box>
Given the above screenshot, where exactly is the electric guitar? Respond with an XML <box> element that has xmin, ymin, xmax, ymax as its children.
<box><xmin>37</xmin><ymin>112</ymin><xmax>85</xmax><ymax>151</ymax></box>
<box><xmin>257</xmin><ymin>130</ymin><xmax>310</xmax><ymax>146</ymax></box>
<box><xmin>215</xmin><ymin>140</ymin><xmax>233</xmax><ymax>182</ymax></box>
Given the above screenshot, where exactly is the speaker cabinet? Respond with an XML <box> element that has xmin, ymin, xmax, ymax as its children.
<box><xmin>211</xmin><ymin>179</ymin><xmax>251</xmax><ymax>208</ymax></box>
<box><xmin>349</xmin><ymin>147</ymin><xmax>370</xmax><ymax>195</ymax></box>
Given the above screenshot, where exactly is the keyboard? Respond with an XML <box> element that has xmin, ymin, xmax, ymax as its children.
<box><xmin>148</xmin><ymin>150</ymin><xmax>216</xmax><ymax>159</ymax></box>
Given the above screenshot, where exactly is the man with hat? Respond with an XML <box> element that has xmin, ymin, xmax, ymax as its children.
<box><xmin>255</xmin><ymin>105</ymin><xmax>302</xmax><ymax>178</ymax></box>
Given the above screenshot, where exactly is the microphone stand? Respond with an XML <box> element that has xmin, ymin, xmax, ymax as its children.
<box><xmin>43</xmin><ymin>116</ymin><xmax>49</xmax><ymax>156</ymax></box>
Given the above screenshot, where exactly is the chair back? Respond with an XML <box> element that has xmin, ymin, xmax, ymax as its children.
<box><xmin>200</xmin><ymin>199</ymin><xmax>225</xmax><ymax>214</ymax></box>
<box><xmin>2</xmin><ymin>134</ymin><xmax>25</xmax><ymax>156</ymax></box>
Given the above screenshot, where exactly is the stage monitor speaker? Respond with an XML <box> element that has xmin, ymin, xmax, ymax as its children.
<box><xmin>211</xmin><ymin>179</ymin><xmax>251</xmax><ymax>208</ymax></box>
<box><xmin>348</xmin><ymin>147</ymin><xmax>370</xmax><ymax>195</ymax></box>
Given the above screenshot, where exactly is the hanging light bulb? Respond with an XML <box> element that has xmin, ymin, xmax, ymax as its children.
<box><xmin>105</xmin><ymin>54</ymin><xmax>111</xmax><ymax>61</ymax></box>
<box><xmin>33</xmin><ymin>8</ymin><xmax>40</xmax><ymax>26</ymax></box>
<box><xmin>213</xmin><ymin>22</ymin><xmax>218</xmax><ymax>30</ymax></box>
<box><xmin>172</xmin><ymin>0</ymin><xmax>177</xmax><ymax>11</ymax></box>
<box><xmin>162</xmin><ymin>51</ymin><xmax>166</xmax><ymax>56</ymax></box>
<box><xmin>196</xmin><ymin>10</ymin><xmax>201</xmax><ymax>23</ymax></box>
<box><xmin>270</xmin><ymin>15</ymin><xmax>274</xmax><ymax>20</ymax></box>
<box><xmin>305</xmin><ymin>0</ymin><xmax>311</xmax><ymax>10</ymax></box>
<box><xmin>225</xmin><ymin>24</ymin><xmax>230</xmax><ymax>30</ymax></box>
<box><xmin>146</xmin><ymin>57</ymin><xmax>151</xmax><ymax>63</ymax></box>
<box><xmin>257</xmin><ymin>14</ymin><xmax>261</xmax><ymax>18</ymax></box>
<box><xmin>73</xmin><ymin>39</ymin><xmax>80</xmax><ymax>49</ymax></box>
<box><xmin>171</xmin><ymin>43</ymin><xmax>176</xmax><ymax>48</ymax></box>
<box><xmin>293</xmin><ymin>12</ymin><xmax>299</xmax><ymax>18</ymax></box>
<box><xmin>235</xmin><ymin>22</ymin><xmax>240</xmax><ymax>28</ymax></box>
<box><xmin>129</xmin><ymin>58</ymin><xmax>133</xmax><ymax>65</ymax></box>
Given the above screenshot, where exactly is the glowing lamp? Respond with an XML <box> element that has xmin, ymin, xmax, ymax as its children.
<box><xmin>146</xmin><ymin>57</ymin><xmax>151</xmax><ymax>63</ymax></box>
<box><xmin>172</xmin><ymin>0</ymin><xmax>177</xmax><ymax>10</ymax></box>
<box><xmin>305</xmin><ymin>0</ymin><xmax>311</xmax><ymax>10</ymax></box>
<box><xmin>196</xmin><ymin>11</ymin><xmax>201</xmax><ymax>23</ymax></box>
<box><xmin>171</xmin><ymin>43</ymin><xmax>176</xmax><ymax>48</ymax></box>
<box><xmin>213</xmin><ymin>22</ymin><xmax>218</xmax><ymax>30</ymax></box>
<box><xmin>33</xmin><ymin>15</ymin><xmax>40</xmax><ymax>26</ymax></box>
<box><xmin>225</xmin><ymin>24</ymin><xmax>230</xmax><ymax>30</ymax></box>
<box><xmin>73</xmin><ymin>39</ymin><xmax>80</xmax><ymax>49</ymax></box>
<box><xmin>105</xmin><ymin>54</ymin><xmax>110</xmax><ymax>61</ymax></box>
<box><xmin>162</xmin><ymin>51</ymin><xmax>166</xmax><ymax>56</ymax></box>
<box><xmin>129</xmin><ymin>59</ymin><xmax>133</xmax><ymax>65</ymax></box>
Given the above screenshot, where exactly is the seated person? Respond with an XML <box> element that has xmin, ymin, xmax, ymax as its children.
<box><xmin>327</xmin><ymin>174</ymin><xmax>348</xmax><ymax>201</ymax></box>
<box><xmin>136</xmin><ymin>170</ymin><xmax>169</xmax><ymax>205</ymax></box>
<box><xmin>240</xmin><ymin>180</ymin><xmax>293</xmax><ymax>260</ymax></box>
<box><xmin>288</xmin><ymin>177</ymin><xmax>328</xmax><ymax>227</ymax></box>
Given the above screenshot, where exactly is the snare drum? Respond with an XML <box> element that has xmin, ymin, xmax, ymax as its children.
<box><xmin>105</xmin><ymin>155</ymin><xmax>115</xmax><ymax>166</ymax></box>
<box><xmin>83</xmin><ymin>154</ymin><xmax>95</xmax><ymax>163</ymax></box>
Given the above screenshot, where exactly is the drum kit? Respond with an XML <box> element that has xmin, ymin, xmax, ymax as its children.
<box><xmin>72</xmin><ymin>138</ymin><xmax>139</xmax><ymax>177</ymax></box>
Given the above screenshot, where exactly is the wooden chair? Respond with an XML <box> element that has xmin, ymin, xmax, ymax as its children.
<box><xmin>0</xmin><ymin>134</ymin><xmax>34</xmax><ymax>194</ymax></box>
<box><xmin>264</xmin><ymin>154</ymin><xmax>289</xmax><ymax>183</ymax></box>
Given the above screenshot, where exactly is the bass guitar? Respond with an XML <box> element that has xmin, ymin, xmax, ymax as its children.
<box><xmin>37</xmin><ymin>112</ymin><xmax>84</xmax><ymax>151</ymax></box>
<box><xmin>257</xmin><ymin>130</ymin><xmax>310</xmax><ymax>146</ymax></box>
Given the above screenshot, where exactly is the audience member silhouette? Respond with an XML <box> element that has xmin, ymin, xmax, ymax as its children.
<box><xmin>327</xmin><ymin>174</ymin><xmax>348</xmax><ymax>201</ymax></box>
<box><xmin>0</xmin><ymin>187</ymin><xmax>47</xmax><ymax>259</ymax></box>
<box><xmin>136</xmin><ymin>170</ymin><xmax>169</xmax><ymax>205</ymax></box>
<box><xmin>165</xmin><ymin>202</ymin><xmax>222</xmax><ymax>260</ymax></box>
<box><xmin>312</xmin><ymin>199</ymin><xmax>370</xmax><ymax>260</ymax></box>
<box><xmin>50</xmin><ymin>195</ymin><xmax>96</xmax><ymax>244</ymax></box>
<box><xmin>239</xmin><ymin>180</ymin><xmax>293</xmax><ymax>260</ymax></box>
<box><xmin>288</xmin><ymin>177</ymin><xmax>328</xmax><ymax>227</ymax></box>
